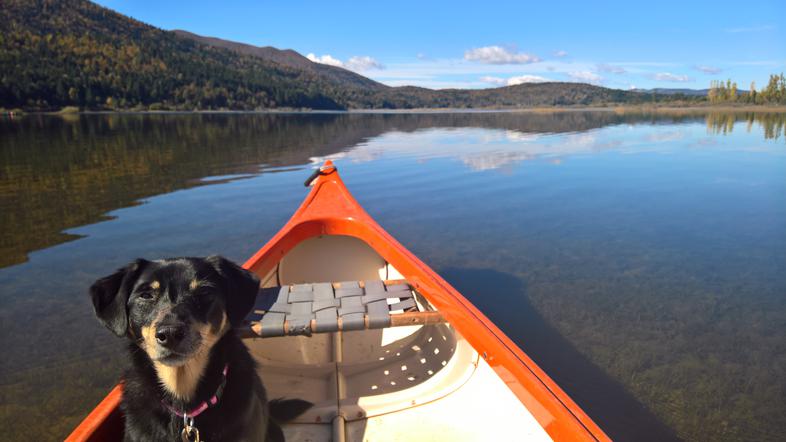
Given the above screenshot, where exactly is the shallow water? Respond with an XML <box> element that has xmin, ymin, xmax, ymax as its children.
<box><xmin>0</xmin><ymin>111</ymin><xmax>784</xmax><ymax>441</ymax></box>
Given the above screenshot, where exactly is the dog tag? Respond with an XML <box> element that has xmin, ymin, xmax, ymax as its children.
<box><xmin>181</xmin><ymin>425</ymin><xmax>201</xmax><ymax>442</ymax></box>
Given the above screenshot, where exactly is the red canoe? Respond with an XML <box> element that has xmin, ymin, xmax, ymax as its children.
<box><xmin>68</xmin><ymin>160</ymin><xmax>608</xmax><ymax>441</ymax></box>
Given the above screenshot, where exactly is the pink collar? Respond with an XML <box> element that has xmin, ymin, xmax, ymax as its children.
<box><xmin>161</xmin><ymin>364</ymin><xmax>229</xmax><ymax>419</ymax></box>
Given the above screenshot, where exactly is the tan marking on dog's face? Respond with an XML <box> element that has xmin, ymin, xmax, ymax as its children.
<box><xmin>141</xmin><ymin>324</ymin><xmax>157</xmax><ymax>355</ymax></box>
<box><xmin>138</xmin><ymin>309</ymin><xmax>170</xmax><ymax>359</ymax></box>
<box><xmin>152</xmin><ymin>313</ymin><xmax>228</xmax><ymax>400</ymax></box>
<box><xmin>150</xmin><ymin>280</ymin><xmax>160</xmax><ymax>290</ymax></box>
<box><xmin>189</xmin><ymin>279</ymin><xmax>199</xmax><ymax>290</ymax></box>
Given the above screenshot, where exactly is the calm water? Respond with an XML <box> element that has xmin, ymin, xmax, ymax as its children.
<box><xmin>1</xmin><ymin>111</ymin><xmax>784</xmax><ymax>441</ymax></box>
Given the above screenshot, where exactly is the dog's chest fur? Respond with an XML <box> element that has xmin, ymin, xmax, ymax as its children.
<box><xmin>121</xmin><ymin>332</ymin><xmax>268</xmax><ymax>442</ymax></box>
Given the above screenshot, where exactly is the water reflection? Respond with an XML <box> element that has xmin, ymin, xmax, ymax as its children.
<box><xmin>2</xmin><ymin>111</ymin><xmax>784</xmax><ymax>269</ymax></box>
<box><xmin>0</xmin><ymin>110</ymin><xmax>784</xmax><ymax>441</ymax></box>
<box><xmin>706</xmin><ymin>111</ymin><xmax>786</xmax><ymax>139</ymax></box>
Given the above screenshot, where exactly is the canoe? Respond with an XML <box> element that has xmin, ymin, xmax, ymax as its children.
<box><xmin>67</xmin><ymin>160</ymin><xmax>609</xmax><ymax>441</ymax></box>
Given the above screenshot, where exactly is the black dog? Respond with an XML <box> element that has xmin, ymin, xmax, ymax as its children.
<box><xmin>90</xmin><ymin>256</ymin><xmax>309</xmax><ymax>441</ymax></box>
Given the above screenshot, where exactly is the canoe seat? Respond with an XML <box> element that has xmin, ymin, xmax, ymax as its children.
<box><xmin>242</xmin><ymin>280</ymin><xmax>443</xmax><ymax>338</ymax></box>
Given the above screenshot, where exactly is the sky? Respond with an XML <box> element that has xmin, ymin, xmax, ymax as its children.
<box><xmin>94</xmin><ymin>0</ymin><xmax>786</xmax><ymax>91</ymax></box>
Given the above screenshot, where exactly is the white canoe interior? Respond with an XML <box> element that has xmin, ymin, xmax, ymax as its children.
<box><xmin>245</xmin><ymin>235</ymin><xmax>552</xmax><ymax>441</ymax></box>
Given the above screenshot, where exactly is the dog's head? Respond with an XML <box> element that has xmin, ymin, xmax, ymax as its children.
<box><xmin>89</xmin><ymin>256</ymin><xmax>259</xmax><ymax>367</ymax></box>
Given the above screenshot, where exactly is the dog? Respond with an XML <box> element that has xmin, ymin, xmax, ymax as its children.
<box><xmin>89</xmin><ymin>256</ymin><xmax>310</xmax><ymax>441</ymax></box>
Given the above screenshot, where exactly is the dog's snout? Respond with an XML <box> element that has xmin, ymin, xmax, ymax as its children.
<box><xmin>154</xmin><ymin>325</ymin><xmax>186</xmax><ymax>348</ymax></box>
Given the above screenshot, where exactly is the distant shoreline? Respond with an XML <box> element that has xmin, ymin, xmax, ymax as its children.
<box><xmin>350</xmin><ymin>105</ymin><xmax>786</xmax><ymax>114</ymax></box>
<box><xmin>4</xmin><ymin>105</ymin><xmax>786</xmax><ymax>117</ymax></box>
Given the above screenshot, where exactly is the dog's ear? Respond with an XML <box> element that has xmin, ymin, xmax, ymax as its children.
<box><xmin>206</xmin><ymin>255</ymin><xmax>260</xmax><ymax>326</ymax></box>
<box><xmin>89</xmin><ymin>259</ymin><xmax>149</xmax><ymax>337</ymax></box>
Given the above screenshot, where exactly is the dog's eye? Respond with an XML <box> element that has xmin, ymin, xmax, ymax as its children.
<box><xmin>138</xmin><ymin>291</ymin><xmax>155</xmax><ymax>300</ymax></box>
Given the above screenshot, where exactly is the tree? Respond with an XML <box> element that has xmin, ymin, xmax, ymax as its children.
<box><xmin>750</xmin><ymin>81</ymin><xmax>756</xmax><ymax>104</ymax></box>
<box><xmin>709</xmin><ymin>80</ymin><xmax>716</xmax><ymax>103</ymax></box>
<box><xmin>778</xmin><ymin>72</ymin><xmax>786</xmax><ymax>104</ymax></box>
<box><xmin>762</xmin><ymin>74</ymin><xmax>779</xmax><ymax>103</ymax></box>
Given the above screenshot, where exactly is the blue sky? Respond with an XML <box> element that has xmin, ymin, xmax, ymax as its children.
<box><xmin>95</xmin><ymin>0</ymin><xmax>785</xmax><ymax>90</ymax></box>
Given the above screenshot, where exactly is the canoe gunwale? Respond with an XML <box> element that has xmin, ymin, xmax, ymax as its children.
<box><xmin>65</xmin><ymin>384</ymin><xmax>123</xmax><ymax>441</ymax></box>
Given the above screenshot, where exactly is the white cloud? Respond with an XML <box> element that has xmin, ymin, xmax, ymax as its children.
<box><xmin>653</xmin><ymin>72</ymin><xmax>691</xmax><ymax>82</ymax></box>
<box><xmin>367</xmin><ymin>59</ymin><xmax>597</xmax><ymax>80</ymax></box>
<box><xmin>597</xmin><ymin>63</ymin><xmax>626</xmax><ymax>74</ymax></box>
<box><xmin>568</xmin><ymin>71</ymin><xmax>603</xmax><ymax>84</ymax></box>
<box><xmin>479</xmin><ymin>76</ymin><xmax>506</xmax><ymax>86</ymax></box>
<box><xmin>507</xmin><ymin>75</ymin><xmax>551</xmax><ymax>85</ymax></box>
<box><xmin>693</xmin><ymin>65</ymin><xmax>722</xmax><ymax>74</ymax></box>
<box><xmin>480</xmin><ymin>74</ymin><xmax>551</xmax><ymax>87</ymax></box>
<box><xmin>346</xmin><ymin>56</ymin><xmax>384</xmax><ymax>71</ymax></box>
<box><xmin>554</xmin><ymin>50</ymin><xmax>568</xmax><ymax>58</ymax></box>
<box><xmin>363</xmin><ymin>57</ymin><xmax>723</xmax><ymax>89</ymax></box>
<box><xmin>464</xmin><ymin>46</ymin><xmax>541</xmax><ymax>64</ymax></box>
<box><xmin>306</xmin><ymin>53</ymin><xmax>344</xmax><ymax>67</ymax></box>
<box><xmin>307</xmin><ymin>53</ymin><xmax>383</xmax><ymax>72</ymax></box>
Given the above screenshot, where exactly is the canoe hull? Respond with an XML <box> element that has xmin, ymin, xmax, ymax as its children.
<box><xmin>68</xmin><ymin>161</ymin><xmax>608</xmax><ymax>441</ymax></box>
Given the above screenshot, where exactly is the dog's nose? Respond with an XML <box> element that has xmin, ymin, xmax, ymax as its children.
<box><xmin>155</xmin><ymin>325</ymin><xmax>186</xmax><ymax>348</ymax></box>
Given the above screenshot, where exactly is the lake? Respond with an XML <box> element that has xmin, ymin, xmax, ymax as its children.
<box><xmin>1</xmin><ymin>110</ymin><xmax>784</xmax><ymax>441</ymax></box>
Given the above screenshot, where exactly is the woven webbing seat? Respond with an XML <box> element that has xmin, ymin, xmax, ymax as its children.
<box><xmin>243</xmin><ymin>280</ymin><xmax>443</xmax><ymax>338</ymax></box>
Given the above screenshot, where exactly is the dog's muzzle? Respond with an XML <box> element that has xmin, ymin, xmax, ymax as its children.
<box><xmin>155</xmin><ymin>324</ymin><xmax>187</xmax><ymax>349</ymax></box>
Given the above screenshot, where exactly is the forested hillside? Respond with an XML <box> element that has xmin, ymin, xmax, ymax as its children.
<box><xmin>1</xmin><ymin>0</ymin><xmax>703</xmax><ymax>111</ymax></box>
<box><xmin>0</xmin><ymin>0</ymin><xmax>382</xmax><ymax>110</ymax></box>
<box><xmin>172</xmin><ymin>30</ymin><xmax>388</xmax><ymax>91</ymax></box>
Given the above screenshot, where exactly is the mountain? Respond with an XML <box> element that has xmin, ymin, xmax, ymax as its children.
<box><xmin>0</xmin><ymin>0</ymin><xmax>381</xmax><ymax>110</ymax></box>
<box><xmin>171</xmin><ymin>30</ymin><xmax>672</xmax><ymax>108</ymax></box>
<box><xmin>172</xmin><ymin>30</ymin><xmax>387</xmax><ymax>91</ymax></box>
<box><xmin>0</xmin><ymin>0</ymin><xmax>702</xmax><ymax>111</ymax></box>
<box><xmin>632</xmin><ymin>88</ymin><xmax>710</xmax><ymax>96</ymax></box>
